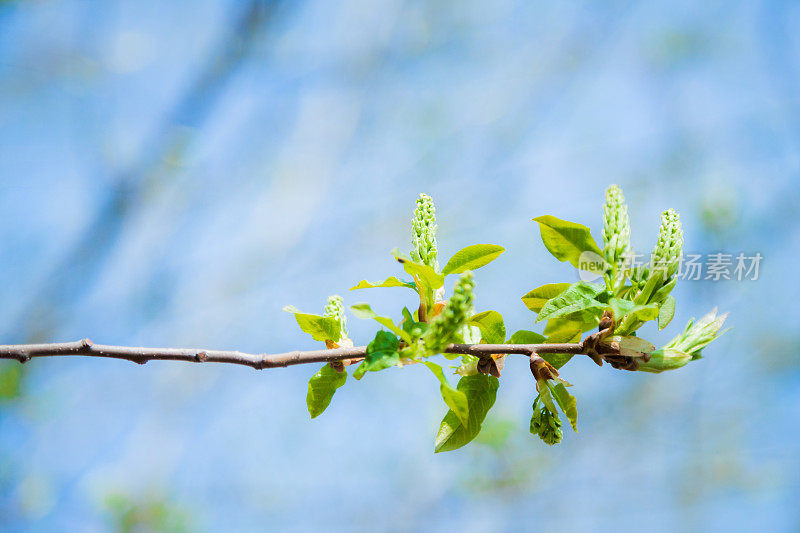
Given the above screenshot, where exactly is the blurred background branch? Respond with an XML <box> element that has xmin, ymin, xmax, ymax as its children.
<box><xmin>3</xmin><ymin>0</ymin><xmax>284</xmax><ymax>342</ymax></box>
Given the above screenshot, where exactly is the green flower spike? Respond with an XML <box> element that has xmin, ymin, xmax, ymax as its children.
<box><xmin>602</xmin><ymin>184</ymin><xmax>631</xmax><ymax>268</ymax></box>
<box><xmin>651</xmin><ymin>208</ymin><xmax>683</xmax><ymax>278</ymax></box>
<box><xmin>638</xmin><ymin>308</ymin><xmax>728</xmax><ymax>373</ymax></box>
<box><xmin>530</xmin><ymin>400</ymin><xmax>563</xmax><ymax>445</ymax></box>
<box><xmin>424</xmin><ymin>272</ymin><xmax>475</xmax><ymax>353</ymax></box>
<box><xmin>323</xmin><ymin>295</ymin><xmax>348</xmax><ymax>341</ymax></box>
<box><xmin>410</xmin><ymin>193</ymin><xmax>439</xmax><ymax>270</ymax></box>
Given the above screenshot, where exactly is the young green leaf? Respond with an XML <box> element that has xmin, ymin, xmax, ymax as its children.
<box><xmin>608</xmin><ymin>297</ymin><xmax>636</xmax><ymax>322</ymax></box>
<box><xmin>521</xmin><ymin>283</ymin><xmax>571</xmax><ymax>313</ymax></box>
<box><xmin>658</xmin><ymin>296</ymin><xmax>676</xmax><ymax>330</ymax></box>
<box><xmin>350</xmin><ymin>277</ymin><xmax>417</xmax><ymax>291</ymax></box>
<box><xmin>393</xmin><ymin>249</ymin><xmax>445</xmax><ymax>289</ymax></box>
<box><xmin>536</xmin><ymin>282</ymin><xmax>605</xmax><ymax>323</ymax></box>
<box><xmin>532</xmin><ymin>215</ymin><xmax>604</xmax><ymax>269</ymax></box>
<box><xmin>637</xmin><ymin>348</ymin><xmax>691</xmax><ymax>373</ymax></box>
<box><xmin>306</xmin><ymin>365</ymin><xmax>347</xmax><ymax>419</ymax></box>
<box><xmin>282</xmin><ymin>306</ymin><xmax>342</xmax><ymax>343</ymax></box>
<box><xmin>353</xmin><ymin>331</ymin><xmax>401</xmax><ymax>379</ymax></box>
<box><xmin>542</xmin><ymin>353</ymin><xmax>574</xmax><ymax>370</ymax></box>
<box><xmin>468</xmin><ymin>310</ymin><xmax>506</xmax><ymax>345</ymax></box>
<box><xmin>651</xmin><ymin>277</ymin><xmax>678</xmax><ymax>305</ymax></box>
<box><xmin>537</xmin><ymin>380</ymin><xmax>559</xmax><ymax>414</ymax></box>
<box><xmin>441</xmin><ymin>244</ymin><xmax>505</xmax><ymax>276</ymax></box>
<box><xmin>434</xmin><ymin>374</ymin><xmax>499</xmax><ymax>453</ymax></box>
<box><xmin>549</xmin><ymin>382</ymin><xmax>578</xmax><ymax>432</ymax></box>
<box><xmin>506</xmin><ymin>330</ymin><xmax>546</xmax><ymax>345</ymax></box>
<box><xmin>393</xmin><ymin>248</ymin><xmax>445</xmax><ymax>312</ymax></box>
<box><xmin>423</xmin><ymin>361</ymin><xmax>469</xmax><ymax>428</ymax></box>
<box><xmin>350</xmin><ymin>303</ymin><xmax>413</xmax><ymax>344</ymax></box>
<box><xmin>614</xmin><ymin>303</ymin><xmax>660</xmax><ymax>335</ymax></box>
<box><xmin>603</xmin><ymin>335</ymin><xmax>656</xmax><ymax>357</ymax></box>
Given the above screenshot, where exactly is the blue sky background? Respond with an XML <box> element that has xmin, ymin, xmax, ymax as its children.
<box><xmin>0</xmin><ymin>0</ymin><xmax>798</xmax><ymax>531</ymax></box>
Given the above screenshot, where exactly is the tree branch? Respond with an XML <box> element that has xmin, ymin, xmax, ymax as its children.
<box><xmin>0</xmin><ymin>339</ymin><xmax>588</xmax><ymax>370</ymax></box>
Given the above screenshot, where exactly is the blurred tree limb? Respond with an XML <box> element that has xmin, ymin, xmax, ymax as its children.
<box><xmin>6</xmin><ymin>0</ymin><xmax>283</xmax><ymax>342</ymax></box>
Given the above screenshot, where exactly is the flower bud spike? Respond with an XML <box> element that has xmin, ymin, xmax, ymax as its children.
<box><xmin>410</xmin><ymin>193</ymin><xmax>439</xmax><ymax>270</ymax></box>
<box><xmin>530</xmin><ymin>402</ymin><xmax>563</xmax><ymax>445</ymax></box>
<box><xmin>323</xmin><ymin>295</ymin><xmax>348</xmax><ymax>340</ymax></box>
<box><xmin>424</xmin><ymin>272</ymin><xmax>475</xmax><ymax>353</ymax></box>
<box><xmin>602</xmin><ymin>185</ymin><xmax>631</xmax><ymax>269</ymax></box>
<box><xmin>651</xmin><ymin>208</ymin><xmax>683</xmax><ymax>278</ymax></box>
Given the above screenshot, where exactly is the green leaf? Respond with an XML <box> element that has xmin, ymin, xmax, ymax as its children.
<box><xmin>434</xmin><ymin>374</ymin><xmax>499</xmax><ymax>453</ymax></box>
<box><xmin>392</xmin><ymin>249</ymin><xmax>445</xmax><ymax>290</ymax></box>
<box><xmin>306</xmin><ymin>365</ymin><xmax>347</xmax><ymax>418</ymax></box>
<box><xmin>441</xmin><ymin>244</ymin><xmax>505</xmax><ymax>276</ymax></box>
<box><xmin>537</xmin><ymin>380</ymin><xmax>559</xmax><ymax>414</ymax></box>
<box><xmin>606</xmin><ymin>335</ymin><xmax>656</xmax><ymax>357</ymax></box>
<box><xmin>283</xmin><ymin>306</ymin><xmax>341</xmax><ymax>343</ymax></box>
<box><xmin>423</xmin><ymin>362</ymin><xmax>469</xmax><ymax>428</ymax></box>
<box><xmin>536</xmin><ymin>282</ymin><xmax>605</xmax><ymax>323</ymax></box>
<box><xmin>401</xmin><ymin>307</ymin><xmax>429</xmax><ymax>340</ymax></box>
<box><xmin>506</xmin><ymin>330</ymin><xmax>546</xmax><ymax>344</ymax></box>
<box><xmin>350</xmin><ymin>303</ymin><xmax>413</xmax><ymax>344</ymax></box>
<box><xmin>651</xmin><ymin>277</ymin><xmax>678</xmax><ymax>304</ymax></box>
<box><xmin>392</xmin><ymin>248</ymin><xmax>445</xmax><ymax>311</ymax></box>
<box><xmin>543</xmin><ymin>353</ymin><xmax>574</xmax><ymax>370</ymax></box>
<box><xmin>615</xmin><ymin>303</ymin><xmax>660</xmax><ymax>335</ymax></box>
<box><xmin>350</xmin><ymin>277</ymin><xmax>417</xmax><ymax>291</ymax></box>
<box><xmin>532</xmin><ymin>215</ymin><xmax>604</xmax><ymax>269</ymax></box>
<box><xmin>549</xmin><ymin>382</ymin><xmax>578</xmax><ymax>432</ymax></box>
<box><xmin>468</xmin><ymin>310</ymin><xmax>506</xmax><ymax>344</ymax></box>
<box><xmin>608</xmin><ymin>297</ymin><xmax>636</xmax><ymax>322</ymax></box>
<box><xmin>658</xmin><ymin>296</ymin><xmax>676</xmax><ymax>330</ymax></box>
<box><xmin>521</xmin><ymin>283</ymin><xmax>571</xmax><ymax>313</ymax></box>
<box><xmin>353</xmin><ymin>331</ymin><xmax>401</xmax><ymax>379</ymax></box>
<box><xmin>633</xmin><ymin>272</ymin><xmax>664</xmax><ymax>305</ymax></box>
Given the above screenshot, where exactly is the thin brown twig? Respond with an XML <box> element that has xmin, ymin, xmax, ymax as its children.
<box><xmin>0</xmin><ymin>339</ymin><xmax>588</xmax><ymax>370</ymax></box>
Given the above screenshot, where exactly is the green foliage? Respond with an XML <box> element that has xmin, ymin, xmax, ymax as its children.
<box><xmin>285</xmin><ymin>187</ymin><xmax>727</xmax><ymax>451</ymax></box>
<box><xmin>530</xmin><ymin>400</ymin><xmax>562</xmax><ymax>446</ymax></box>
<box><xmin>424</xmin><ymin>272</ymin><xmax>475</xmax><ymax>353</ymax></box>
<box><xmin>506</xmin><ymin>330</ymin><xmax>546</xmax><ymax>345</ymax></box>
<box><xmin>282</xmin><ymin>306</ymin><xmax>341</xmax><ymax>343</ymax></box>
<box><xmin>307</xmin><ymin>365</ymin><xmax>347</xmax><ymax>418</ymax></box>
<box><xmin>435</xmin><ymin>374</ymin><xmax>499</xmax><ymax>453</ymax></box>
<box><xmin>353</xmin><ymin>331</ymin><xmax>401</xmax><ymax>379</ymax></box>
<box><xmin>532</xmin><ymin>215</ymin><xmax>604</xmax><ymax>270</ymax></box>
<box><xmin>639</xmin><ymin>309</ymin><xmax>728</xmax><ymax>373</ymax></box>
<box><xmin>350</xmin><ymin>277</ymin><xmax>416</xmax><ymax>291</ymax></box>
<box><xmin>521</xmin><ymin>282</ymin><xmax>571</xmax><ymax>313</ymax></box>
<box><xmin>535</xmin><ymin>281</ymin><xmax>605</xmax><ymax>323</ymax></box>
<box><xmin>441</xmin><ymin>244</ymin><xmax>505</xmax><ymax>275</ymax></box>
<box><xmin>423</xmin><ymin>361</ymin><xmax>469</xmax><ymax>428</ymax></box>
<box><xmin>469</xmin><ymin>310</ymin><xmax>506</xmax><ymax>345</ymax></box>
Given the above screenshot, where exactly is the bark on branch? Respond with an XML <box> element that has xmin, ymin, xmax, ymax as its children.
<box><xmin>0</xmin><ymin>339</ymin><xmax>588</xmax><ymax>370</ymax></box>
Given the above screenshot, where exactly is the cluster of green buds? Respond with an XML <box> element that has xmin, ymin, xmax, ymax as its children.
<box><xmin>651</xmin><ymin>208</ymin><xmax>683</xmax><ymax>279</ymax></box>
<box><xmin>602</xmin><ymin>185</ymin><xmax>631</xmax><ymax>272</ymax></box>
<box><xmin>410</xmin><ymin>193</ymin><xmax>439</xmax><ymax>270</ymax></box>
<box><xmin>630</xmin><ymin>208</ymin><xmax>683</xmax><ymax>307</ymax></box>
<box><xmin>530</xmin><ymin>400</ymin><xmax>563</xmax><ymax>445</ymax></box>
<box><xmin>638</xmin><ymin>309</ymin><xmax>728</xmax><ymax>373</ymax></box>
<box><xmin>323</xmin><ymin>295</ymin><xmax>348</xmax><ymax>342</ymax></box>
<box><xmin>424</xmin><ymin>272</ymin><xmax>474</xmax><ymax>353</ymax></box>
